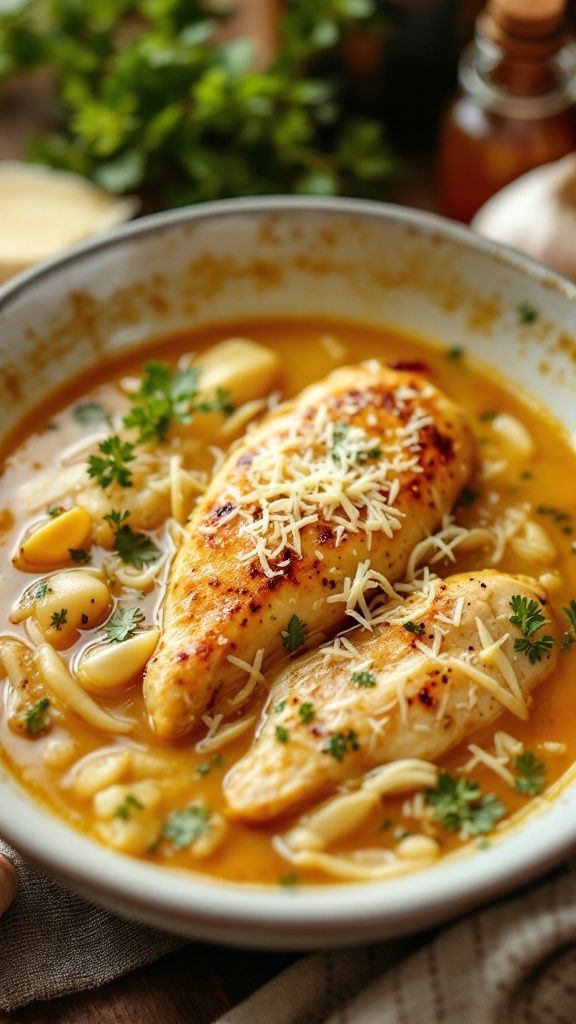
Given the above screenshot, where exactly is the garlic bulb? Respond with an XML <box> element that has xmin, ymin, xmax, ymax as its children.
<box><xmin>471</xmin><ymin>153</ymin><xmax>576</xmax><ymax>282</ymax></box>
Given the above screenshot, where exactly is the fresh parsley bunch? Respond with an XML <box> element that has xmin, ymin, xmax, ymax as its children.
<box><xmin>0</xmin><ymin>0</ymin><xmax>398</xmax><ymax>207</ymax></box>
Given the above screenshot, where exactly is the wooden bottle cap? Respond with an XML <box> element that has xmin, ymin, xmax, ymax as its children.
<box><xmin>479</xmin><ymin>0</ymin><xmax>568</xmax><ymax>59</ymax></box>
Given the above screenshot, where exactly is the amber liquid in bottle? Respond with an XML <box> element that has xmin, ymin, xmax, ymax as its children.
<box><xmin>437</xmin><ymin>0</ymin><xmax>576</xmax><ymax>223</ymax></box>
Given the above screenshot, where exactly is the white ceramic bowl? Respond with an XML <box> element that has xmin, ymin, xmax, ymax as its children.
<box><xmin>1</xmin><ymin>196</ymin><xmax>576</xmax><ymax>948</ymax></box>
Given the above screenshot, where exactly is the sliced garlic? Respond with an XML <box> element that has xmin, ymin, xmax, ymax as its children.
<box><xmin>36</xmin><ymin>643</ymin><xmax>133</xmax><ymax>734</ymax></box>
<box><xmin>76</xmin><ymin>629</ymin><xmax>160</xmax><ymax>694</ymax></box>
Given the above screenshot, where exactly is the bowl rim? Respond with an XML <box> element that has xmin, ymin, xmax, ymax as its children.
<box><xmin>1</xmin><ymin>193</ymin><xmax>576</xmax><ymax>946</ymax></box>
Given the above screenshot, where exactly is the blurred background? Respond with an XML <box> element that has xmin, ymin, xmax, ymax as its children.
<box><xmin>1</xmin><ymin>0</ymin><xmax>576</xmax><ymax>275</ymax></box>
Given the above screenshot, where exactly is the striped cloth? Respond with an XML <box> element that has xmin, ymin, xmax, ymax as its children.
<box><xmin>216</xmin><ymin>863</ymin><xmax>576</xmax><ymax>1024</ymax></box>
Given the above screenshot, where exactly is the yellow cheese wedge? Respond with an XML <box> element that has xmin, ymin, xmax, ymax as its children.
<box><xmin>0</xmin><ymin>161</ymin><xmax>138</xmax><ymax>281</ymax></box>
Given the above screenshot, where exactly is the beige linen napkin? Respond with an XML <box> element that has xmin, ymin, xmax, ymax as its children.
<box><xmin>0</xmin><ymin>839</ymin><xmax>184</xmax><ymax>1011</ymax></box>
<box><xmin>216</xmin><ymin>862</ymin><xmax>576</xmax><ymax>1024</ymax></box>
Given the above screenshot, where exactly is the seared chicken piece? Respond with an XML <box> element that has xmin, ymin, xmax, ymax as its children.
<box><xmin>144</xmin><ymin>362</ymin><xmax>475</xmax><ymax>738</ymax></box>
<box><xmin>224</xmin><ymin>571</ymin><xmax>558</xmax><ymax>822</ymax></box>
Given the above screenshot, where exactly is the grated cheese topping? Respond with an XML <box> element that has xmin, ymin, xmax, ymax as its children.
<box><xmin>199</xmin><ymin>384</ymin><xmax>435</xmax><ymax>578</ymax></box>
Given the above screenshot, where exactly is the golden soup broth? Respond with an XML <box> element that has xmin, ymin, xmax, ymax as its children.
<box><xmin>1</xmin><ymin>318</ymin><xmax>576</xmax><ymax>887</ymax></box>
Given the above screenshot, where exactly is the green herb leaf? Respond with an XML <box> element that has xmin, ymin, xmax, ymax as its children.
<box><xmin>513</xmin><ymin>634</ymin><xmax>555</xmax><ymax>664</ymax></box>
<box><xmin>447</xmin><ymin>346</ymin><xmax>464</xmax><ymax>361</ymax></box>
<box><xmin>350</xmin><ymin>670</ymin><xmax>376</xmax><ymax>687</ymax></box>
<box><xmin>562</xmin><ymin>599</ymin><xmax>576</xmax><ymax>651</ymax></box>
<box><xmin>509</xmin><ymin>594</ymin><xmax>549</xmax><ymax>637</ymax></box>
<box><xmin>114</xmin><ymin>793</ymin><xmax>145</xmax><ymax>821</ymax></box>
<box><xmin>24</xmin><ymin>697</ymin><xmax>51</xmax><ymax>736</ymax></box>
<box><xmin>403</xmin><ymin>620</ymin><xmax>425</xmax><ymax>636</ymax></box>
<box><xmin>425</xmin><ymin>772</ymin><xmax>507</xmax><ymax>839</ymax></box>
<box><xmin>274</xmin><ymin>699</ymin><xmax>287</xmax><ymax>713</ymax></box>
<box><xmin>103</xmin><ymin>606</ymin><xmax>145</xmax><ymax>643</ymax></box>
<box><xmin>457</xmin><ymin>485</ymin><xmax>478</xmax><ymax>507</ymax></box>
<box><xmin>298</xmin><ymin>701</ymin><xmax>315</xmax><ymax>722</ymax></box>
<box><xmin>275</xmin><ymin>725</ymin><xmax>289</xmax><ymax>743</ymax></box>
<box><xmin>34</xmin><ymin>582</ymin><xmax>53</xmax><ymax>600</ymax></box>
<box><xmin>104</xmin><ymin>509</ymin><xmax>160</xmax><ymax>568</ymax></box>
<box><xmin>280</xmin><ymin>614</ymin><xmax>307</xmax><ymax>654</ymax></box>
<box><xmin>73</xmin><ymin>401</ymin><xmax>112</xmax><ymax>427</ymax></box>
<box><xmin>50</xmin><ymin>608</ymin><xmax>68</xmax><ymax>631</ymax></box>
<box><xmin>69</xmin><ymin>548</ymin><xmax>92</xmax><ymax>564</ymax></box>
<box><xmin>163</xmin><ymin>804</ymin><xmax>212</xmax><ymax>849</ymax></box>
<box><xmin>514</xmin><ymin>751</ymin><xmax>546</xmax><ymax>796</ymax></box>
<box><xmin>518</xmin><ymin>302</ymin><xmax>538</xmax><ymax>324</ymax></box>
<box><xmin>87</xmin><ymin>435</ymin><xmax>136</xmax><ymax>488</ymax></box>
<box><xmin>322</xmin><ymin>730</ymin><xmax>359</xmax><ymax>762</ymax></box>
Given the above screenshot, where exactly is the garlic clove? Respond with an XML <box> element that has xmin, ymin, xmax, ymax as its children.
<box><xmin>471</xmin><ymin>153</ymin><xmax>576</xmax><ymax>282</ymax></box>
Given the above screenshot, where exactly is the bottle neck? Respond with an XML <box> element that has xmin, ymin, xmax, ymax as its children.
<box><xmin>458</xmin><ymin>28</ymin><xmax>576</xmax><ymax>118</ymax></box>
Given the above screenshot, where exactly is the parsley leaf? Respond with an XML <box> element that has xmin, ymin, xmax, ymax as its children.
<box><xmin>123</xmin><ymin>361</ymin><xmax>233</xmax><ymax>442</ymax></box>
<box><xmin>509</xmin><ymin>594</ymin><xmax>555</xmax><ymax>663</ymax></box>
<box><xmin>24</xmin><ymin>697</ymin><xmax>51</xmax><ymax>736</ymax></box>
<box><xmin>457</xmin><ymin>485</ymin><xmax>478</xmax><ymax>507</ymax></box>
<box><xmin>275</xmin><ymin>725</ymin><xmax>289</xmax><ymax>743</ymax></box>
<box><xmin>322</xmin><ymin>730</ymin><xmax>360</xmax><ymax>762</ymax></box>
<box><xmin>163</xmin><ymin>804</ymin><xmax>212</xmax><ymax>850</ymax></box>
<box><xmin>298</xmin><ymin>702</ymin><xmax>315</xmax><ymax>722</ymax></box>
<box><xmin>518</xmin><ymin>302</ymin><xmax>538</xmax><ymax>324</ymax></box>
<box><xmin>425</xmin><ymin>772</ymin><xmax>507</xmax><ymax>839</ymax></box>
<box><xmin>69</xmin><ymin>548</ymin><xmax>91</xmax><ymax>564</ymax></box>
<box><xmin>50</xmin><ymin>608</ymin><xmax>67</xmax><ymax>631</ymax></box>
<box><xmin>103</xmin><ymin>509</ymin><xmax>160</xmax><ymax>568</ymax></box>
<box><xmin>34</xmin><ymin>582</ymin><xmax>53</xmax><ymax>600</ymax></box>
<box><xmin>103</xmin><ymin>606</ymin><xmax>145</xmax><ymax>643</ymax></box>
<box><xmin>403</xmin><ymin>620</ymin><xmax>425</xmax><ymax>636</ymax></box>
<box><xmin>87</xmin><ymin>435</ymin><xmax>136</xmax><ymax>488</ymax></box>
<box><xmin>514</xmin><ymin>751</ymin><xmax>546</xmax><ymax>796</ymax></box>
<box><xmin>351</xmin><ymin>670</ymin><xmax>376</xmax><ymax>687</ymax></box>
<box><xmin>562</xmin><ymin>599</ymin><xmax>576</xmax><ymax>651</ymax></box>
<box><xmin>280</xmin><ymin>614</ymin><xmax>307</xmax><ymax>654</ymax></box>
<box><xmin>514</xmin><ymin>635</ymin><xmax>555</xmax><ymax>664</ymax></box>
<box><xmin>73</xmin><ymin>401</ymin><xmax>112</xmax><ymax>427</ymax></box>
<box><xmin>114</xmin><ymin>794</ymin><xmax>144</xmax><ymax>821</ymax></box>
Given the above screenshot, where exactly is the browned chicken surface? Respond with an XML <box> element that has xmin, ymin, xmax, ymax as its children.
<box><xmin>224</xmin><ymin>571</ymin><xmax>558</xmax><ymax>822</ymax></box>
<box><xmin>144</xmin><ymin>362</ymin><xmax>475</xmax><ymax>738</ymax></box>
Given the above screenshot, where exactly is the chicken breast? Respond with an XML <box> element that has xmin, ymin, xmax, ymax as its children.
<box><xmin>144</xmin><ymin>362</ymin><xmax>475</xmax><ymax>738</ymax></box>
<box><xmin>224</xmin><ymin>571</ymin><xmax>558</xmax><ymax>822</ymax></box>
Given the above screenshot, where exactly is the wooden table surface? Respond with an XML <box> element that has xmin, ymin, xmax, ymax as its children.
<box><xmin>0</xmin><ymin>70</ymin><xmax>441</xmax><ymax>1024</ymax></box>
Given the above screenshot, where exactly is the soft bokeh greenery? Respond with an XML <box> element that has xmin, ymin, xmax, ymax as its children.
<box><xmin>0</xmin><ymin>0</ymin><xmax>399</xmax><ymax>207</ymax></box>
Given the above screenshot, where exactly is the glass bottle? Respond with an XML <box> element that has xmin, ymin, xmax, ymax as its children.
<box><xmin>437</xmin><ymin>0</ymin><xmax>576</xmax><ymax>223</ymax></box>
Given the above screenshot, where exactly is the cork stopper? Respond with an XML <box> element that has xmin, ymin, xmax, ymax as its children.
<box><xmin>478</xmin><ymin>0</ymin><xmax>568</xmax><ymax>59</ymax></box>
<box><xmin>475</xmin><ymin>0</ymin><xmax>570</xmax><ymax>94</ymax></box>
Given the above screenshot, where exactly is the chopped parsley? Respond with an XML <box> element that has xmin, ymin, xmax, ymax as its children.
<box><xmin>298</xmin><ymin>702</ymin><xmax>315</xmax><ymax>723</ymax></box>
<box><xmin>69</xmin><ymin>548</ymin><xmax>92</xmax><ymax>564</ymax></box>
<box><xmin>50</xmin><ymin>608</ymin><xmax>68</xmax><ymax>631</ymax></box>
<box><xmin>518</xmin><ymin>302</ymin><xmax>538</xmax><ymax>324</ymax></box>
<box><xmin>322</xmin><ymin>730</ymin><xmax>359</xmax><ymax>762</ymax></box>
<box><xmin>195</xmin><ymin>755</ymin><xmax>224</xmax><ymax>778</ymax></box>
<box><xmin>509</xmin><ymin>594</ymin><xmax>555</xmax><ymax>664</ymax></box>
<box><xmin>280</xmin><ymin>614</ymin><xmax>307</xmax><ymax>654</ymax></box>
<box><xmin>403</xmin><ymin>620</ymin><xmax>425</xmax><ymax>636</ymax></box>
<box><xmin>46</xmin><ymin>505</ymin><xmax>64</xmax><ymax>518</ymax></box>
<box><xmin>447</xmin><ymin>346</ymin><xmax>464</xmax><ymax>361</ymax></box>
<box><xmin>103</xmin><ymin>606</ymin><xmax>145</xmax><ymax>643</ymax></box>
<box><xmin>163</xmin><ymin>804</ymin><xmax>212</xmax><ymax>849</ymax></box>
<box><xmin>24</xmin><ymin>697</ymin><xmax>51</xmax><ymax>736</ymax></box>
<box><xmin>275</xmin><ymin>725</ymin><xmax>289</xmax><ymax>744</ymax></box>
<box><xmin>425</xmin><ymin>772</ymin><xmax>507</xmax><ymax>839</ymax></box>
<box><xmin>457</xmin><ymin>485</ymin><xmax>479</xmax><ymax>507</ymax></box>
<box><xmin>351</xmin><ymin>670</ymin><xmax>376</xmax><ymax>687</ymax></box>
<box><xmin>274</xmin><ymin>699</ymin><xmax>287</xmax><ymax>713</ymax></box>
<box><xmin>34</xmin><ymin>582</ymin><xmax>53</xmax><ymax>600</ymax></box>
<box><xmin>87</xmin><ymin>435</ymin><xmax>136</xmax><ymax>488</ymax></box>
<box><xmin>123</xmin><ymin>361</ymin><xmax>233</xmax><ymax>443</ymax></box>
<box><xmin>279</xmin><ymin>872</ymin><xmax>300</xmax><ymax>889</ymax></box>
<box><xmin>514</xmin><ymin>751</ymin><xmax>546</xmax><ymax>796</ymax></box>
<box><xmin>114</xmin><ymin>793</ymin><xmax>144</xmax><ymax>820</ymax></box>
<box><xmin>103</xmin><ymin>509</ymin><xmax>160</xmax><ymax>568</ymax></box>
<box><xmin>73</xmin><ymin>400</ymin><xmax>113</xmax><ymax>427</ymax></box>
<box><xmin>330</xmin><ymin>422</ymin><xmax>380</xmax><ymax>464</ymax></box>
<box><xmin>562</xmin><ymin>599</ymin><xmax>576</xmax><ymax>651</ymax></box>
